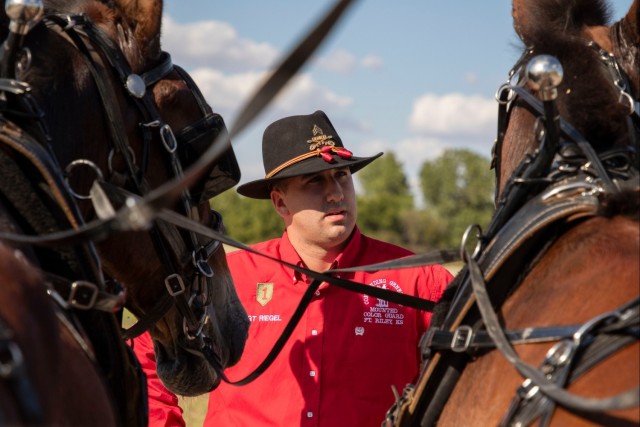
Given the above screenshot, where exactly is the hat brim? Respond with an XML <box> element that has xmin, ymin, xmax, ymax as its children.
<box><xmin>236</xmin><ymin>152</ymin><xmax>383</xmax><ymax>199</ymax></box>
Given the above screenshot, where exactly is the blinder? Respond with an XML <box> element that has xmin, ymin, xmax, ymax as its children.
<box><xmin>174</xmin><ymin>112</ymin><xmax>240</xmax><ymax>203</ymax></box>
<box><xmin>171</xmin><ymin>64</ymin><xmax>240</xmax><ymax>204</ymax></box>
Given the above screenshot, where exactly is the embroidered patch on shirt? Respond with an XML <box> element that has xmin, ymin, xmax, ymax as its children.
<box><xmin>361</xmin><ymin>278</ymin><xmax>405</xmax><ymax>325</ymax></box>
<box><xmin>256</xmin><ymin>282</ymin><xmax>274</xmax><ymax>306</ymax></box>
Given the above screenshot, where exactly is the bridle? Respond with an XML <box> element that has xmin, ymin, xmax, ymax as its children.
<box><xmin>382</xmin><ymin>46</ymin><xmax>639</xmax><ymax>426</ymax></box>
<box><xmin>35</xmin><ymin>13</ymin><xmax>231</xmax><ymax>343</ymax></box>
<box><xmin>0</xmin><ymin>5</ymin><xmax>235</xmax><ymax>361</ymax></box>
<box><xmin>490</xmin><ymin>42</ymin><xmax>639</xmax><ymax>240</ymax></box>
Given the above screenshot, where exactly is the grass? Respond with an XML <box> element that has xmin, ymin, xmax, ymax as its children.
<box><xmin>179</xmin><ymin>396</ymin><xmax>207</xmax><ymax>426</ymax></box>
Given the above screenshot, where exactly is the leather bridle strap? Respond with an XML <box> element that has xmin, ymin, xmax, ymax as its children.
<box><xmin>155</xmin><ymin>207</ymin><xmax>444</xmax><ymax>310</ymax></box>
<box><xmin>466</xmin><ymin>252</ymin><xmax>640</xmax><ymax>412</ymax></box>
<box><xmin>202</xmin><ymin>244</ymin><xmax>458</xmax><ymax>386</ymax></box>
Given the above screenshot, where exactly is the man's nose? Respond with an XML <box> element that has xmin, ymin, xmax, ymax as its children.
<box><xmin>325</xmin><ymin>179</ymin><xmax>344</xmax><ymax>202</ymax></box>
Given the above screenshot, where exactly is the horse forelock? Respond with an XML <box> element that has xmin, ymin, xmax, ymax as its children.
<box><xmin>43</xmin><ymin>0</ymin><xmax>150</xmax><ymax>73</ymax></box>
<box><xmin>514</xmin><ymin>1</ymin><xmax>634</xmax><ymax>153</ymax></box>
<box><xmin>513</xmin><ymin>0</ymin><xmax>612</xmax><ymax>45</ymax></box>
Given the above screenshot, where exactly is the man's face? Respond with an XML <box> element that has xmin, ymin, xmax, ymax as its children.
<box><xmin>271</xmin><ymin>167</ymin><xmax>357</xmax><ymax>250</ymax></box>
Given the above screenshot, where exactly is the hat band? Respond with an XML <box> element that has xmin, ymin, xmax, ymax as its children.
<box><xmin>265</xmin><ymin>146</ymin><xmax>353</xmax><ymax>179</ymax></box>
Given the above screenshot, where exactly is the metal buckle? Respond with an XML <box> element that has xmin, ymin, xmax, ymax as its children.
<box><xmin>165</xmin><ymin>274</ymin><xmax>185</xmax><ymax>297</ymax></box>
<box><xmin>192</xmin><ymin>247</ymin><xmax>214</xmax><ymax>278</ymax></box>
<box><xmin>160</xmin><ymin>124</ymin><xmax>178</xmax><ymax>153</ymax></box>
<box><xmin>68</xmin><ymin>281</ymin><xmax>98</xmax><ymax>310</ymax></box>
<box><xmin>451</xmin><ymin>325</ymin><xmax>473</xmax><ymax>352</ymax></box>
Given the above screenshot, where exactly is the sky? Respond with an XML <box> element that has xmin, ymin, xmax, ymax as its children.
<box><xmin>161</xmin><ymin>0</ymin><xmax>633</xmax><ymax>205</ymax></box>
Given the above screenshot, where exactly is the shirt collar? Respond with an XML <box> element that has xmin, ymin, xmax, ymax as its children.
<box><xmin>332</xmin><ymin>226</ymin><xmax>361</xmax><ymax>270</ymax></box>
<box><xmin>280</xmin><ymin>226</ymin><xmax>363</xmax><ymax>283</ymax></box>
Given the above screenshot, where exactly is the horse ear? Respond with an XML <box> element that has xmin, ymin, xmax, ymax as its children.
<box><xmin>620</xmin><ymin>0</ymin><xmax>639</xmax><ymax>43</ymax></box>
<box><xmin>619</xmin><ymin>0</ymin><xmax>639</xmax><ymax>95</ymax></box>
<box><xmin>113</xmin><ymin>0</ymin><xmax>163</xmax><ymax>59</ymax></box>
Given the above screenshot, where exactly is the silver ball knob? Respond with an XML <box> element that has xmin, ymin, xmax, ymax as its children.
<box><xmin>5</xmin><ymin>0</ymin><xmax>44</xmax><ymax>35</ymax></box>
<box><xmin>526</xmin><ymin>55</ymin><xmax>563</xmax><ymax>101</ymax></box>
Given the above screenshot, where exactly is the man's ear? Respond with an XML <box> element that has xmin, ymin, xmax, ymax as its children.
<box><xmin>271</xmin><ymin>189</ymin><xmax>289</xmax><ymax>216</ymax></box>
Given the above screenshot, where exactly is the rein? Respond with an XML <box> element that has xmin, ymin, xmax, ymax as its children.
<box><xmin>0</xmin><ymin>0</ymin><xmax>362</xmax><ymax>390</ymax></box>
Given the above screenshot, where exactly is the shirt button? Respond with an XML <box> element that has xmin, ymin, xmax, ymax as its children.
<box><xmin>311</xmin><ymin>329</ymin><xmax>318</xmax><ymax>336</ymax></box>
<box><xmin>309</xmin><ymin>371</ymin><xmax>316</xmax><ymax>377</ymax></box>
<box><xmin>315</xmin><ymin>290</ymin><xmax>320</xmax><ymax>296</ymax></box>
<box><xmin>307</xmin><ymin>412</ymin><xmax>314</xmax><ymax>418</ymax></box>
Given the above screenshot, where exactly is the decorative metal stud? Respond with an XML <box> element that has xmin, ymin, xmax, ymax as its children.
<box><xmin>5</xmin><ymin>0</ymin><xmax>43</xmax><ymax>35</ymax></box>
<box><xmin>125</xmin><ymin>74</ymin><xmax>146</xmax><ymax>98</ymax></box>
<box><xmin>526</xmin><ymin>55</ymin><xmax>564</xmax><ymax>101</ymax></box>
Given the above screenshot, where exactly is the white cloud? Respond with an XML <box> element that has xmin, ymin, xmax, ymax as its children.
<box><xmin>162</xmin><ymin>16</ymin><xmax>278</xmax><ymax>71</ymax></box>
<box><xmin>315</xmin><ymin>50</ymin><xmax>384</xmax><ymax>74</ymax></box>
<box><xmin>361</xmin><ymin>54</ymin><xmax>383</xmax><ymax>70</ymax></box>
<box><xmin>190</xmin><ymin>69</ymin><xmax>352</xmax><ymax>125</ymax></box>
<box><xmin>464</xmin><ymin>72</ymin><xmax>479</xmax><ymax>84</ymax></box>
<box><xmin>315</xmin><ymin>49</ymin><xmax>358</xmax><ymax>74</ymax></box>
<box><xmin>189</xmin><ymin>68</ymin><xmax>265</xmax><ymax>116</ymax></box>
<box><xmin>409</xmin><ymin>93</ymin><xmax>496</xmax><ymax>136</ymax></box>
<box><xmin>250</xmin><ymin>73</ymin><xmax>354</xmax><ymax>116</ymax></box>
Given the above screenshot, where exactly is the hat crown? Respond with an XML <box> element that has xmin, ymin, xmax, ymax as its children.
<box><xmin>261</xmin><ymin>110</ymin><xmax>343</xmax><ymax>174</ymax></box>
<box><xmin>236</xmin><ymin>110</ymin><xmax>382</xmax><ymax>199</ymax></box>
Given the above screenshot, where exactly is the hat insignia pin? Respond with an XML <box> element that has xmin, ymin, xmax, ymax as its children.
<box><xmin>307</xmin><ymin>125</ymin><xmax>336</xmax><ymax>151</ymax></box>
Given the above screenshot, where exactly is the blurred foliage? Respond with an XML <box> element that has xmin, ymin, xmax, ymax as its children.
<box><xmin>209</xmin><ymin>191</ymin><xmax>282</xmax><ymax>244</ymax></box>
<box><xmin>419</xmin><ymin>149</ymin><xmax>495</xmax><ymax>249</ymax></box>
<box><xmin>356</xmin><ymin>152</ymin><xmax>414</xmax><ymax>247</ymax></box>
<box><xmin>209</xmin><ymin>149</ymin><xmax>495</xmax><ymax>253</ymax></box>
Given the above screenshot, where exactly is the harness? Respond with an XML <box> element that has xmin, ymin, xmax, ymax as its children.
<box><xmin>382</xmin><ymin>45</ymin><xmax>639</xmax><ymax>426</ymax></box>
<box><xmin>0</xmin><ymin>0</ymin><xmax>361</xmax><ymax>411</ymax></box>
<box><xmin>0</xmin><ymin>3</ymin><xmax>235</xmax><ymax>424</ymax></box>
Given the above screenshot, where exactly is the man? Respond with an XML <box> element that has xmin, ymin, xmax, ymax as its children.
<box><xmin>134</xmin><ymin>110</ymin><xmax>453</xmax><ymax>426</ymax></box>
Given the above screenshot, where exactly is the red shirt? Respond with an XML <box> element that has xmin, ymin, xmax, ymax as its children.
<box><xmin>205</xmin><ymin>227</ymin><xmax>452</xmax><ymax>427</ymax></box>
<box><xmin>130</xmin><ymin>333</ymin><xmax>186</xmax><ymax>427</ymax></box>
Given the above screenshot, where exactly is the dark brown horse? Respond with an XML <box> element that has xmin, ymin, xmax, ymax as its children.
<box><xmin>386</xmin><ymin>1</ymin><xmax>639</xmax><ymax>426</ymax></box>
<box><xmin>0</xmin><ymin>242</ymin><xmax>116</xmax><ymax>425</ymax></box>
<box><xmin>0</xmin><ymin>0</ymin><xmax>249</xmax><ymax>424</ymax></box>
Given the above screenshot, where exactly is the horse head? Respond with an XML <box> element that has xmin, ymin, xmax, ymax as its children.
<box><xmin>0</xmin><ymin>0</ymin><xmax>249</xmax><ymax>396</ymax></box>
<box><xmin>495</xmin><ymin>0</ymin><xmax>639</xmax><ymax>201</ymax></box>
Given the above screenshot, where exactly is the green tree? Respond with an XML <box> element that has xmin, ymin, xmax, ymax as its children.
<box><xmin>209</xmin><ymin>191</ymin><xmax>282</xmax><ymax>245</ymax></box>
<box><xmin>419</xmin><ymin>149</ymin><xmax>494</xmax><ymax>249</ymax></box>
<box><xmin>356</xmin><ymin>152</ymin><xmax>414</xmax><ymax>246</ymax></box>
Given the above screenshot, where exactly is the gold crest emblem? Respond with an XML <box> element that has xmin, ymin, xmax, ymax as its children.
<box><xmin>307</xmin><ymin>124</ymin><xmax>336</xmax><ymax>151</ymax></box>
<box><xmin>256</xmin><ymin>283</ymin><xmax>274</xmax><ymax>306</ymax></box>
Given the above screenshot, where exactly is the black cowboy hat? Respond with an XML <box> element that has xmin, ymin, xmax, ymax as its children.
<box><xmin>237</xmin><ymin>110</ymin><xmax>383</xmax><ymax>199</ymax></box>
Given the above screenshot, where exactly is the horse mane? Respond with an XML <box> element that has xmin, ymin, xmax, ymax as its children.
<box><xmin>599</xmin><ymin>189</ymin><xmax>640</xmax><ymax>219</ymax></box>
<box><xmin>37</xmin><ymin>0</ymin><xmax>153</xmax><ymax>72</ymax></box>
